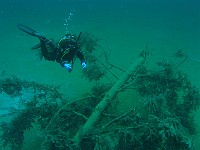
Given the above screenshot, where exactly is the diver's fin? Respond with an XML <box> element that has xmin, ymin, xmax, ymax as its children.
<box><xmin>17</xmin><ymin>24</ymin><xmax>46</xmax><ymax>40</ymax></box>
<box><xmin>31</xmin><ymin>43</ymin><xmax>41</xmax><ymax>50</ymax></box>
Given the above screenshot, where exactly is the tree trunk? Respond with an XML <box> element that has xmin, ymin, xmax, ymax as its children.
<box><xmin>74</xmin><ymin>57</ymin><xmax>145</xmax><ymax>142</ymax></box>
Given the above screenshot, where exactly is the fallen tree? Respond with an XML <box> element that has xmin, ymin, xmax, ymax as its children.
<box><xmin>1</xmin><ymin>35</ymin><xmax>199</xmax><ymax>150</ymax></box>
<box><xmin>74</xmin><ymin>56</ymin><xmax>145</xmax><ymax>143</ymax></box>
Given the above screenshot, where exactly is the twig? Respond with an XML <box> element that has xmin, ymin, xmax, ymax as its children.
<box><xmin>72</xmin><ymin>111</ymin><xmax>88</xmax><ymax>120</ymax></box>
<box><xmin>45</xmin><ymin>96</ymin><xmax>92</xmax><ymax>132</ymax></box>
<box><xmin>174</xmin><ymin>55</ymin><xmax>188</xmax><ymax>69</ymax></box>
<box><xmin>96</xmin><ymin>54</ymin><xmax>119</xmax><ymax>80</ymax></box>
<box><xmin>102</xmin><ymin>113</ymin><xmax>117</xmax><ymax>118</ymax></box>
<box><xmin>117</xmin><ymin>78</ymin><xmax>137</xmax><ymax>92</ymax></box>
<box><xmin>102</xmin><ymin>108</ymin><xmax>137</xmax><ymax>130</ymax></box>
<box><xmin>108</xmin><ymin>61</ymin><xmax>125</xmax><ymax>72</ymax></box>
<box><xmin>86</xmin><ymin>51</ymin><xmax>119</xmax><ymax>80</ymax></box>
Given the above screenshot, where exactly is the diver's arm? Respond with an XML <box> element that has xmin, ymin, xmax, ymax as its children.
<box><xmin>76</xmin><ymin>49</ymin><xmax>86</xmax><ymax>69</ymax></box>
<box><xmin>76</xmin><ymin>49</ymin><xmax>85</xmax><ymax>62</ymax></box>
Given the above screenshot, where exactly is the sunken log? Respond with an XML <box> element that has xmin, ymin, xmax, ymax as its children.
<box><xmin>74</xmin><ymin>56</ymin><xmax>145</xmax><ymax>143</ymax></box>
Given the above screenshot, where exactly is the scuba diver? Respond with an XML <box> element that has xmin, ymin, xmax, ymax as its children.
<box><xmin>17</xmin><ymin>24</ymin><xmax>86</xmax><ymax>72</ymax></box>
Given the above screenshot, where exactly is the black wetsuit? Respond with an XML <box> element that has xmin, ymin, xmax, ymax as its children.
<box><xmin>17</xmin><ymin>24</ymin><xmax>85</xmax><ymax>67</ymax></box>
<box><xmin>40</xmin><ymin>37</ymin><xmax>85</xmax><ymax>67</ymax></box>
<box><xmin>40</xmin><ymin>38</ymin><xmax>57</xmax><ymax>61</ymax></box>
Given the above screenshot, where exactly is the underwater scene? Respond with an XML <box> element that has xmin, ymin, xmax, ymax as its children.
<box><xmin>0</xmin><ymin>0</ymin><xmax>200</xmax><ymax>149</ymax></box>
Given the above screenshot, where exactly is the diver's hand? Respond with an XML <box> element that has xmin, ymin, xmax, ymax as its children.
<box><xmin>64</xmin><ymin>63</ymin><xmax>72</xmax><ymax>72</ymax></box>
<box><xmin>81</xmin><ymin>62</ymin><xmax>87</xmax><ymax>69</ymax></box>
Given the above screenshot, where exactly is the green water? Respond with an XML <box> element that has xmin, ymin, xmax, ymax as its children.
<box><xmin>0</xmin><ymin>0</ymin><xmax>199</xmax><ymax>149</ymax></box>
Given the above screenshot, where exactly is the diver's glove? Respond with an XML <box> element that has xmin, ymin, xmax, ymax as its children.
<box><xmin>64</xmin><ymin>63</ymin><xmax>72</xmax><ymax>72</ymax></box>
<box><xmin>81</xmin><ymin>61</ymin><xmax>87</xmax><ymax>69</ymax></box>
